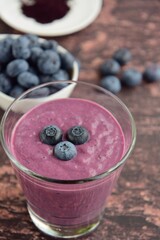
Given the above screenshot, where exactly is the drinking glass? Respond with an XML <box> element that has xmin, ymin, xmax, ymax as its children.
<box><xmin>0</xmin><ymin>80</ymin><xmax>136</xmax><ymax>238</ymax></box>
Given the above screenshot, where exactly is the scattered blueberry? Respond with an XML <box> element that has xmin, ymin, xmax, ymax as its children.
<box><xmin>17</xmin><ymin>72</ymin><xmax>40</xmax><ymax>88</ymax></box>
<box><xmin>121</xmin><ymin>69</ymin><xmax>142</xmax><ymax>87</ymax></box>
<box><xmin>67</xmin><ymin>126</ymin><xmax>89</xmax><ymax>145</ymax></box>
<box><xmin>37</xmin><ymin>50</ymin><xmax>61</xmax><ymax>74</ymax></box>
<box><xmin>100</xmin><ymin>58</ymin><xmax>121</xmax><ymax>76</ymax></box>
<box><xmin>6</xmin><ymin>59</ymin><xmax>29</xmax><ymax>77</ymax></box>
<box><xmin>9</xmin><ymin>85</ymin><xmax>24</xmax><ymax>98</ymax></box>
<box><xmin>100</xmin><ymin>76</ymin><xmax>121</xmax><ymax>94</ymax></box>
<box><xmin>113</xmin><ymin>48</ymin><xmax>132</xmax><ymax>66</ymax></box>
<box><xmin>40</xmin><ymin>125</ymin><xmax>63</xmax><ymax>145</ymax></box>
<box><xmin>0</xmin><ymin>73</ymin><xmax>12</xmax><ymax>93</ymax></box>
<box><xmin>143</xmin><ymin>64</ymin><xmax>160</xmax><ymax>83</ymax></box>
<box><xmin>28</xmin><ymin>87</ymin><xmax>50</xmax><ymax>98</ymax></box>
<box><xmin>54</xmin><ymin>141</ymin><xmax>77</xmax><ymax>161</ymax></box>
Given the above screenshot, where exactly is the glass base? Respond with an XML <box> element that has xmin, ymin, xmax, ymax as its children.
<box><xmin>28</xmin><ymin>205</ymin><xmax>100</xmax><ymax>238</ymax></box>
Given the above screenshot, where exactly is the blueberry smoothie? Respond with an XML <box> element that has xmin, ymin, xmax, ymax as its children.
<box><xmin>10</xmin><ymin>98</ymin><xmax>125</xmax><ymax>229</ymax></box>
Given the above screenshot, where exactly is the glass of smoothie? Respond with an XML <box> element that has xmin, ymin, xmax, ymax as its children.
<box><xmin>0</xmin><ymin>80</ymin><xmax>136</xmax><ymax>238</ymax></box>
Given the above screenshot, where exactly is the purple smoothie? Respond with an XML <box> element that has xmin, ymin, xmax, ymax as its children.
<box><xmin>10</xmin><ymin>98</ymin><xmax>125</xmax><ymax>226</ymax></box>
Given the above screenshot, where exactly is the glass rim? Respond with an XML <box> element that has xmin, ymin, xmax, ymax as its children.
<box><xmin>0</xmin><ymin>80</ymin><xmax>136</xmax><ymax>184</ymax></box>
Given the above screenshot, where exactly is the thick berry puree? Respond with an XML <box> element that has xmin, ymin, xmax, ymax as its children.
<box><xmin>11</xmin><ymin>98</ymin><xmax>125</xmax><ymax>180</ymax></box>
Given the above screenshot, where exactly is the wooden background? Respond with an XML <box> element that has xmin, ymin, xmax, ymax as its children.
<box><xmin>0</xmin><ymin>0</ymin><xmax>160</xmax><ymax>239</ymax></box>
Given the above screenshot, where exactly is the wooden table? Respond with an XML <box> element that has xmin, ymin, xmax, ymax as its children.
<box><xmin>0</xmin><ymin>0</ymin><xmax>160</xmax><ymax>239</ymax></box>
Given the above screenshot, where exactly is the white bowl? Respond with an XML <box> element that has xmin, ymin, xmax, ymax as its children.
<box><xmin>0</xmin><ymin>34</ymin><xmax>79</xmax><ymax>111</ymax></box>
<box><xmin>0</xmin><ymin>0</ymin><xmax>103</xmax><ymax>36</ymax></box>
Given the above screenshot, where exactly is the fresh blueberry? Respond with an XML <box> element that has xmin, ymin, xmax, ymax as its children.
<box><xmin>39</xmin><ymin>50</ymin><xmax>58</xmax><ymax>59</ymax></box>
<box><xmin>12</xmin><ymin>36</ymin><xmax>31</xmax><ymax>59</ymax></box>
<box><xmin>17</xmin><ymin>72</ymin><xmax>40</xmax><ymax>88</ymax></box>
<box><xmin>40</xmin><ymin>69</ymin><xmax>69</xmax><ymax>86</ymax></box>
<box><xmin>100</xmin><ymin>76</ymin><xmax>121</xmax><ymax>94</ymax></box>
<box><xmin>67</xmin><ymin>126</ymin><xmax>89</xmax><ymax>145</ymax></box>
<box><xmin>30</xmin><ymin>47</ymin><xmax>43</xmax><ymax>64</ymax></box>
<box><xmin>40</xmin><ymin>74</ymin><xmax>53</xmax><ymax>84</ymax></box>
<box><xmin>12</xmin><ymin>46</ymin><xmax>31</xmax><ymax>59</ymax></box>
<box><xmin>25</xmin><ymin>34</ymin><xmax>40</xmax><ymax>47</ymax></box>
<box><xmin>52</xmin><ymin>70</ymin><xmax>69</xmax><ymax>88</ymax></box>
<box><xmin>40</xmin><ymin>125</ymin><xmax>63</xmax><ymax>145</ymax></box>
<box><xmin>113</xmin><ymin>48</ymin><xmax>132</xmax><ymax>66</ymax></box>
<box><xmin>28</xmin><ymin>87</ymin><xmax>50</xmax><ymax>98</ymax></box>
<box><xmin>0</xmin><ymin>38</ymin><xmax>13</xmax><ymax>64</ymax></box>
<box><xmin>9</xmin><ymin>85</ymin><xmax>24</xmax><ymax>98</ymax></box>
<box><xmin>52</xmin><ymin>69</ymin><xmax>69</xmax><ymax>80</ymax></box>
<box><xmin>6</xmin><ymin>59</ymin><xmax>29</xmax><ymax>77</ymax></box>
<box><xmin>0</xmin><ymin>73</ymin><xmax>12</xmax><ymax>93</ymax></box>
<box><xmin>49</xmin><ymin>87</ymin><xmax>59</xmax><ymax>94</ymax></box>
<box><xmin>41</xmin><ymin>40</ymin><xmax>58</xmax><ymax>51</ymax></box>
<box><xmin>28</xmin><ymin>65</ymin><xmax>38</xmax><ymax>75</ymax></box>
<box><xmin>54</xmin><ymin>141</ymin><xmax>77</xmax><ymax>161</ymax></box>
<box><xmin>3</xmin><ymin>36</ymin><xmax>14</xmax><ymax>47</ymax></box>
<box><xmin>37</xmin><ymin>50</ymin><xmax>61</xmax><ymax>74</ymax></box>
<box><xmin>100</xmin><ymin>59</ymin><xmax>121</xmax><ymax>76</ymax></box>
<box><xmin>40</xmin><ymin>75</ymin><xmax>60</xmax><ymax>93</ymax></box>
<box><xmin>143</xmin><ymin>64</ymin><xmax>160</xmax><ymax>83</ymax></box>
<box><xmin>60</xmin><ymin>51</ymin><xmax>75</xmax><ymax>71</ymax></box>
<box><xmin>121</xmin><ymin>69</ymin><xmax>142</xmax><ymax>87</ymax></box>
<box><xmin>15</xmin><ymin>36</ymin><xmax>30</xmax><ymax>47</ymax></box>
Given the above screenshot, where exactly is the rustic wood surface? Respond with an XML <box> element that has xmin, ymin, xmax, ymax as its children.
<box><xmin>0</xmin><ymin>0</ymin><xmax>160</xmax><ymax>239</ymax></box>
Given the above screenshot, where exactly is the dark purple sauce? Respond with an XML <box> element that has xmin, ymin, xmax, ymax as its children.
<box><xmin>21</xmin><ymin>0</ymin><xmax>70</xmax><ymax>24</ymax></box>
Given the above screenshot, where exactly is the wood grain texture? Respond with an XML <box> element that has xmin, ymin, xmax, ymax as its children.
<box><xmin>0</xmin><ymin>0</ymin><xmax>160</xmax><ymax>239</ymax></box>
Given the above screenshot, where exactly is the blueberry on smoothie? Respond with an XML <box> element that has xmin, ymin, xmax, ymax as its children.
<box><xmin>67</xmin><ymin>126</ymin><xmax>89</xmax><ymax>145</ymax></box>
<box><xmin>40</xmin><ymin>125</ymin><xmax>63</xmax><ymax>145</ymax></box>
<box><xmin>54</xmin><ymin>141</ymin><xmax>77</xmax><ymax>161</ymax></box>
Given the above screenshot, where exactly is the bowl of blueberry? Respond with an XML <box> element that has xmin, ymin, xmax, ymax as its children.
<box><xmin>0</xmin><ymin>34</ymin><xmax>79</xmax><ymax>110</ymax></box>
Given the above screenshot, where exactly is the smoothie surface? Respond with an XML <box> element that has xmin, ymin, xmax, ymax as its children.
<box><xmin>11</xmin><ymin>98</ymin><xmax>125</xmax><ymax>180</ymax></box>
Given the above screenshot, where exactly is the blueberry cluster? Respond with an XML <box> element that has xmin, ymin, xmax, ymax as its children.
<box><xmin>0</xmin><ymin>34</ymin><xmax>77</xmax><ymax>98</ymax></box>
<box><xmin>39</xmin><ymin>125</ymin><xmax>89</xmax><ymax>161</ymax></box>
<box><xmin>99</xmin><ymin>48</ymin><xmax>160</xmax><ymax>94</ymax></box>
